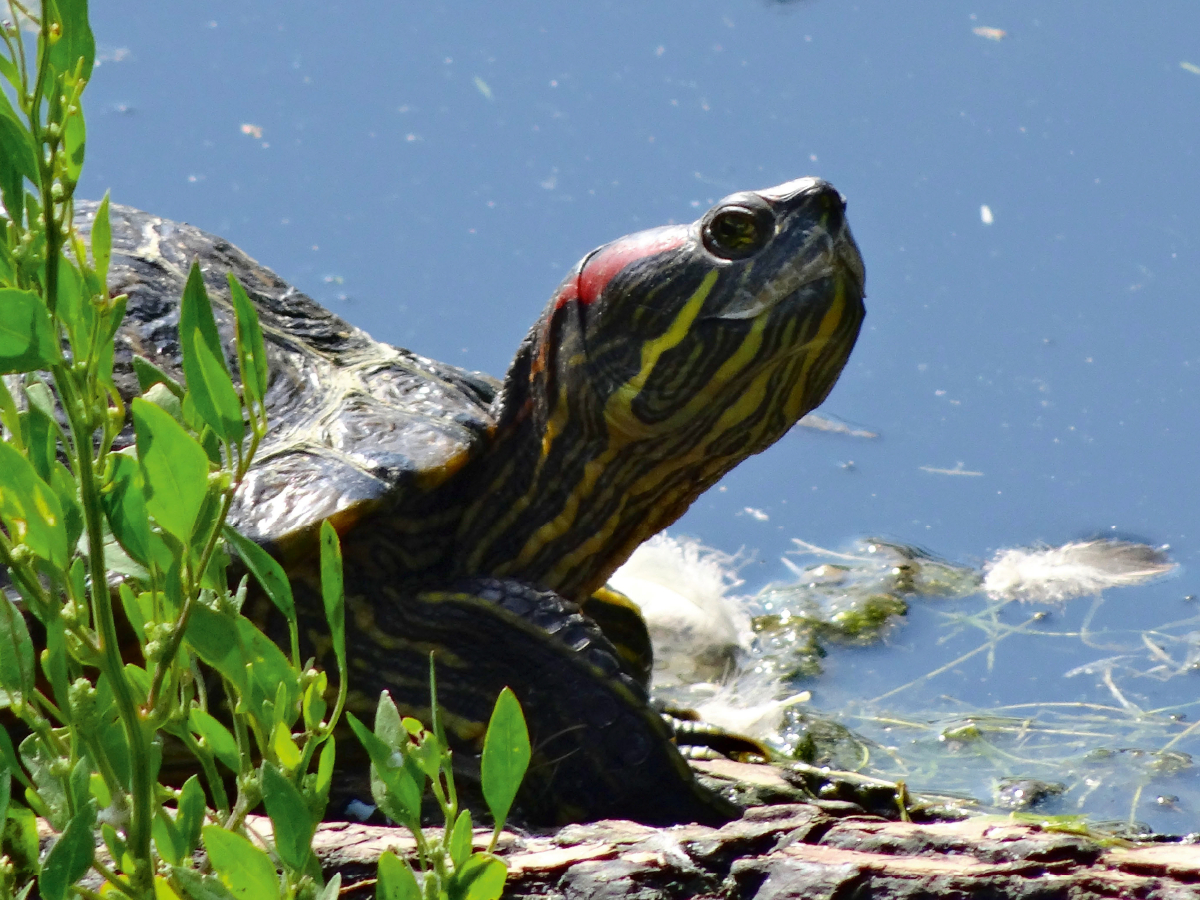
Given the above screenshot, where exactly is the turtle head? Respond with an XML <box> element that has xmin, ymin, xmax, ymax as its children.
<box><xmin>534</xmin><ymin>177</ymin><xmax>865</xmax><ymax>445</ymax></box>
<box><xmin>472</xmin><ymin>178</ymin><xmax>865</xmax><ymax>598</ymax></box>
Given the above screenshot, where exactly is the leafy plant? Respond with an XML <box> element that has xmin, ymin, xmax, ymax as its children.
<box><xmin>0</xmin><ymin>3</ymin><xmax>531</xmax><ymax>897</ymax></box>
<box><xmin>350</xmin><ymin>658</ymin><xmax>530</xmax><ymax>900</ymax></box>
<box><xmin>0</xmin><ymin>2</ymin><xmax>348</xmax><ymax>897</ymax></box>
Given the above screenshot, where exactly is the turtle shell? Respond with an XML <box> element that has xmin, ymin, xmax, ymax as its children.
<box><xmin>80</xmin><ymin>202</ymin><xmax>497</xmax><ymax>547</ymax></box>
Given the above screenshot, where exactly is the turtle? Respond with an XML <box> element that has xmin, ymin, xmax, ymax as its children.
<box><xmin>84</xmin><ymin>175</ymin><xmax>866</xmax><ymax>826</ymax></box>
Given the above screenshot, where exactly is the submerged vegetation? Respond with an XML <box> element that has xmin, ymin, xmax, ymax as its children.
<box><xmin>622</xmin><ymin>533</ymin><xmax>1196</xmax><ymax>836</ymax></box>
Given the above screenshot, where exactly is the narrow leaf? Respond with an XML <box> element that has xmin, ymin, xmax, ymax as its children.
<box><xmin>451</xmin><ymin>855</ymin><xmax>507</xmax><ymax>900</ymax></box>
<box><xmin>227</xmin><ymin>274</ymin><xmax>268</xmax><ymax>406</ymax></box>
<box><xmin>44</xmin><ymin>0</ymin><xmax>95</xmax><ymax>83</ymax></box>
<box><xmin>480</xmin><ymin>687</ymin><xmax>530</xmax><ymax>830</ymax></box>
<box><xmin>0</xmin><ymin>596</ymin><xmax>33</xmax><ymax>707</ymax></box>
<box><xmin>170</xmin><ymin>867</ymin><xmax>239</xmax><ymax>900</ymax></box>
<box><xmin>177</xmin><ymin>775</ymin><xmax>206</xmax><ymax>857</ymax></box>
<box><xmin>179</xmin><ymin>262</ymin><xmax>243</xmax><ymax>443</ymax></box>
<box><xmin>346</xmin><ymin>712</ymin><xmax>422</xmax><ymax>827</ymax></box>
<box><xmin>153</xmin><ymin>805</ymin><xmax>185</xmax><ymax>866</ymax></box>
<box><xmin>222</xmin><ymin>526</ymin><xmax>294</xmax><ymax>624</ymax></box>
<box><xmin>62</xmin><ymin>108</ymin><xmax>85</xmax><ymax>184</ymax></box>
<box><xmin>101</xmin><ymin>452</ymin><xmax>155</xmax><ymax>567</ymax></box>
<box><xmin>132</xmin><ymin>355</ymin><xmax>185</xmax><ymax>398</ymax></box>
<box><xmin>0</xmin><ymin>440</ymin><xmax>68</xmax><ymax>569</ymax></box>
<box><xmin>202</xmin><ymin>825</ymin><xmax>281</xmax><ymax>899</ymax></box>
<box><xmin>188</xmin><ymin>708</ymin><xmax>241</xmax><ymax>773</ymax></box>
<box><xmin>132</xmin><ymin>396</ymin><xmax>210</xmax><ymax>546</ymax></box>
<box><xmin>185</xmin><ymin>604</ymin><xmax>297</xmax><ymax>733</ymax></box>
<box><xmin>449</xmin><ymin>810</ymin><xmax>474</xmax><ymax>870</ymax></box>
<box><xmin>38</xmin><ymin>800</ymin><xmax>97</xmax><ymax>900</ymax></box>
<box><xmin>0</xmin><ymin>768</ymin><xmax>10</xmax><ymax>825</ymax></box>
<box><xmin>191</xmin><ymin>326</ymin><xmax>245</xmax><ymax>444</ymax></box>
<box><xmin>92</xmin><ymin>192</ymin><xmax>112</xmax><ymax>285</ymax></box>
<box><xmin>261</xmin><ymin>762</ymin><xmax>314</xmax><ymax>872</ymax></box>
<box><xmin>376</xmin><ymin>851</ymin><xmax>421</xmax><ymax>900</ymax></box>
<box><xmin>319</xmin><ymin>520</ymin><xmax>346</xmax><ymax>679</ymax></box>
<box><xmin>0</xmin><ymin>288</ymin><xmax>60</xmax><ymax>373</ymax></box>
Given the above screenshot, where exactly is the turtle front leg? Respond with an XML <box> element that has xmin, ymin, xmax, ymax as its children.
<box><xmin>320</xmin><ymin>576</ymin><xmax>737</xmax><ymax>827</ymax></box>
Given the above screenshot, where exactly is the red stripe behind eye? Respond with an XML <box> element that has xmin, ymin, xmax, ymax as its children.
<box><xmin>554</xmin><ymin>226</ymin><xmax>687</xmax><ymax>310</ymax></box>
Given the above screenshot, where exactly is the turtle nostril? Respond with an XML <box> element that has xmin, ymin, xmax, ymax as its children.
<box><xmin>809</xmin><ymin>183</ymin><xmax>846</xmax><ymax>232</ymax></box>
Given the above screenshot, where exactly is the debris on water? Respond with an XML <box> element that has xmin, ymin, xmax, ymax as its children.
<box><xmin>994</xmin><ymin>777</ymin><xmax>1065</xmax><ymax>811</ymax></box>
<box><xmin>982</xmin><ymin>540</ymin><xmax>1176</xmax><ymax>603</ymax></box>
<box><xmin>609</xmin><ymin>534</ymin><xmax>752</xmax><ymax>687</ymax></box>
<box><xmin>798</xmin><ymin>413</ymin><xmax>879</xmax><ymax>439</ymax></box>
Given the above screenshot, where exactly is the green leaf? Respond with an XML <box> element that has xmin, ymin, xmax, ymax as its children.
<box><xmin>270</xmin><ymin>720</ymin><xmax>301</xmax><ymax>770</ymax></box>
<box><xmin>96</xmin><ymin>293</ymin><xmax>128</xmax><ymax>388</ymax></box>
<box><xmin>62</xmin><ymin>108</ymin><xmax>85</xmax><ymax>185</ymax></box>
<box><xmin>20</xmin><ymin>403</ymin><xmax>55</xmax><ymax>482</ymax></box>
<box><xmin>118</xmin><ymin>582</ymin><xmax>147</xmax><ymax>649</ymax></box>
<box><xmin>43</xmin><ymin>0</ymin><xmax>96</xmax><ymax>84</ymax></box>
<box><xmin>185</xmin><ymin>604</ymin><xmax>297</xmax><ymax>733</ymax></box>
<box><xmin>0</xmin><ymin>440</ymin><xmax>68</xmax><ymax>569</ymax></box>
<box><xmin>222</xmin><ymin>526</ymin><xmax>295</xmax><ymax>626</ymax></box>
<box><xmin>0</xmin><ymin>768</ymin><xmax>10</xmax><ymax>825</ymax></box>
<box><xmin>49</xmin><ymin>462</ymin><xmax>84</xmax><ymax>558</ymax></box>
<box><xmin>132</xmin><ymin>396</ymin><xmax>210</xmax><ymax>546</ymax></box>
<box><xmin>202</xmin><ymin>825</ymin><xmax>281</xmax><ymax>899</ymax></box>
<box><xmin>315</xmin><ymin>873</ymin><xmax>342</xmax><ymax>900</ymax></box>
<box><xmin>302</xmin><ymin>671</ymin><xmax>328</xmax><ymax>731</ymax></box>
<box><xmin>449</xmin><ymin>855</ymin><xmax>507</xmax><ymax>900</ymax></box>
<box><xmin>449</xmin><ymin>810</ymin><xmax>474</xmax><ymax>870</ymax></box>
<box><xmin>0</xmin><ymin>112</ymin><xmax>36</xmax><ymax>223</ymax></box>
<box><xmin>0</xmin><ymin>53</ymin><xmax>16</xmax><ymax>91</ymax></box>
<box><xmin>56</xmin><ymin>258</ymin><xmax>92</xmax><ymax>359</ymax></box>
<box><xmin>261</xmin><ymin>762</ymin><xmax>314</xmax><ymax>872</ymax></box>
<box><xmin>314</xmin><ymin>738</ymin><xmax>335</xmax><ymax>804</ymax></box>
<box><xmin>177</xmin><ymin>775</ymin><xmax>207</xmax><ymax>857</ymax></box>
<box><xmin>0</xmin><ymin>596</ymin><xmax>33</xmax><ymax>708</ymax></box>
<box><xmin>318</xmin><ymin>521</ymin><xmax>346</xmax><ymax>679</ymax></box>
<box><xmin>0</xmin><ymin>288</ymin><xmax>60</xmax><ymax>373</ymax></box>
<box><xmin>154</xmin><ymin>804</ymin><xmax>185</xmax><ymax>866</ymax></box>
<box><xmin>346</xmin><ymin>711</ymin><xmax>422</xmax><ymax>827</ymax></box>
<box><xmin>41</xmin><ymin>612</ymin><xmax>70</xmax><ymax>713</ymax></box>
<box><xmin>102</xmin><ymin>452</ymin><xmax>156</xmax><ymax>567</ymax></box>
<box><xmin>188</xmin><ymin>708</ymin><xmax>241</xmax><ymax>773</ymax></box>
<box><xmin>227</xmin><ymin>274</ymin><xmax>268</xmax><ymax>408</ymax></box>
<box><xmin>132</xmin><ymin>355</ymin><xmax>186</xmax><ymax>399</ymax></box>
<box><xmin>480</xmin><ymin>687</ymin><xmax>530</xmax><ymax>830</ymax></box>
<box><xmin>3</xmin><ymin>803</ymin><xmax>40</xmax><ymax>886</ymax></box>
<box><xmin>38</xmin><ymin>799</ymin><xmax>97</xmax><ymax>900</ymax></box>
<box><xmin>92</xmin><ymin>192</ymin><xmax>112</xmax><ymax>285</ymax></box>
<box><xmin>376</xmin><ymin>851</ymin><xmax>421</xmax><ymax>900</ymax></box>
<box><xmin>180</xmin><ymin>262</ymin><xmax>244</xmax><ymax>444</ymax></box>
<box><xmin>170</xmin><ymin>867</ymin><xmax>239</xmax><ymax>900</ymax></box>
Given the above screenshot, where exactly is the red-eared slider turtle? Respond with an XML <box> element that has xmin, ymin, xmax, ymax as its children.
<box><xmin>87</xmin><ymin>176</ymin><xmax>865</xmax><ymax>825</ymax></box>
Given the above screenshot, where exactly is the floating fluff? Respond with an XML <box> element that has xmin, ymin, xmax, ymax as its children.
<box><xmin>982</xmin><ymin>540</ymin><xmax>1176</xmax><ymax>603</ymax></box>
<box><xmin>609</xmin><ymin>533</ymin><xmax>753</xmax><ymax>687</ymax></box>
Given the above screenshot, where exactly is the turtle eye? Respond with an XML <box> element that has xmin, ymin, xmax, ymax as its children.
<box><xmin>702</xmin><ymin>205</ymin><xmax>773</xmax><ymax>260</ymax></box>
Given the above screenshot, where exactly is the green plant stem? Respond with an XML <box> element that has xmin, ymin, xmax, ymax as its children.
<box><xmin>177</xmin><ymin>728</ymin><xmax>230</xmax><ymax>815</ymax></box>
<box><xmin>58</xmin><ymin>367</ymin><xmax>154</xmax><ymax>898</ymax></box>
<box><xmin>90</xmin><ymin>857</ymin><xmax>139</xmax><ymax>900</ymax></box>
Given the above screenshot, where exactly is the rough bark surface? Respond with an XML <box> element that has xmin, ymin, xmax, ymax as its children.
<box><xmin>305</xmin><ymin>801</ymin><xmax>1200</xmax><ymax>899</ymax></box>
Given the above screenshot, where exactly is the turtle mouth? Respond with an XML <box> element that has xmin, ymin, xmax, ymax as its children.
<box><xmin>707</xmin><ymin>219</ymin><xmax>865</xmax><ymax>323</ymax></box>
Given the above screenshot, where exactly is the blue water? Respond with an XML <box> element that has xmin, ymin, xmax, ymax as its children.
<box><xmin>84</xmin><ymin>0</ymin><xmax>1200</xmax><ymax>831</ymax></box>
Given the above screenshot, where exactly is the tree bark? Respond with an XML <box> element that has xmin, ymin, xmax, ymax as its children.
<box><xmin>309</xmin><ymin>797</ymin><xmax>1200</xmax><ymax>899</ymax></box>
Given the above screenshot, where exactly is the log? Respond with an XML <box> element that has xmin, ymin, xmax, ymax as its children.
<box><xmin>304</xmin><ymin>780</ymin><xmax>1200</xmax><ymax>900</ymax></box>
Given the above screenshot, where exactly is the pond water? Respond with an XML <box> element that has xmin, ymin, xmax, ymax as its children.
<box><xmin>83</xmin><ymin>1</ymin><xmax>1200</xmax><ymax>833</ymax></box>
